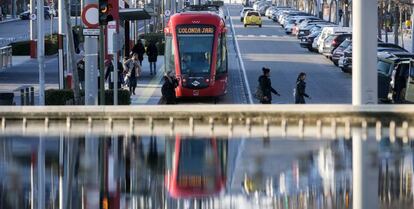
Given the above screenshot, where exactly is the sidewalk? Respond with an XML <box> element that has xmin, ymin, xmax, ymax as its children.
<box><xmin>381</xmin><ymin>31</ymin><xmax>414</xmax><ymax>52</ymax></box>
<box><xmin>0</xmin><ymin>15</ymin><xmax>19</xmax><ymax>24</ymax></box>
<box><xmin>129</xmin><ymin>56</ymin><xmax>164</xmax><ymax>105</ymax></box>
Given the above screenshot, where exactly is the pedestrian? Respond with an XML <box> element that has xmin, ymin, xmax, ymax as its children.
<box><xmin>76</xmin><ymin>56</ymin><xmax>85</xmax><ymax>91</ymax></box>
<box><xmin>123</xmin><ymin>53</ymin><xmax>142</xmax><ymax>95</ymax></box>
<box><xmin>294</xmin><ymin>72</ymin><xmax>311</xmax><ymax>104</ymax></box>
<box><xmin>146</xmin><ymin>41</ymin><xmax>158</xmax><ymax>75</ymax></box>
<box><xmin>161</xmin><ymin>71</ymin><xmax>179</xmax><ymax>104</ymax></box>
<box><xmin>258</xmin><ymin>67</ymin><xmax>280</xmax><ymax>104</ymax></box>
<box><xmin>131</xmin><ymin>39</ymin><xmax>145</xmax><ymax>65</ymax></box>
<box><xmin>105</xmin><ymin>56</ymin><xmax>123</xmax><ymax>90</ymax></box>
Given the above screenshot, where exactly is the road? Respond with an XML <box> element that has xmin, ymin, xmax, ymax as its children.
<box><xmin>227</xmin><ymin>5</ymin><xmax>352</xmax><ymax>104</ymax></box>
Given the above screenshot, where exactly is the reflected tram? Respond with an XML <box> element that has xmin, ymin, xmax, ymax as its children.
<box><xmin>165</xmin><ymin>137</ymin><xmax>228</xmax><ymax>198</ymax></box>
<box><xmin>164</xmin><ymin>7</ymin><xmax>228</xmax><ymax>98</ymax></box>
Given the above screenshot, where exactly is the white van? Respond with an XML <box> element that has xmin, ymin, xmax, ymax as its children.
<box><xmin>315</xmin><ymin>27</ymin><xmax>352</xmax><ymax>53</ymax></box>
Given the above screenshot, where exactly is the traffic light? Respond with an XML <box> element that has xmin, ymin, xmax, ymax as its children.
<box><xmin>99</xmin><ymin>0</ymin><xmax>114</xmax><ymax>25</ymax></box>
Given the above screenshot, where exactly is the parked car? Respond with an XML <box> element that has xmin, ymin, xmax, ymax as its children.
<box><xmin>240</xmin><ymin>7</ymin><xmax>254</xmax><ymax>22</ymax></box>
<box><xmin>19</xmin><ymin>9</ymin><xmax>50</xmax><ymax>20</ymax></box>
<box><xmin>300</xmin><ymin>30</ymin><xmax>322</xmax><ymax>51</ymax></box>
<box><xmin>377</xmin><ymin>51</ymin><xmax>414</xmax><ymax>103</ymax></box>
<box><xmin>338</xmin><ymin>45</ymin><xmax>352</xmax><ymax>73</ymax></box>
<box><xmin>332</xmin><ymin>39</ymin><xmax>352</xmax><ymax>66</ymax></box>
<box><xmin>338</xmin><ymin>42</ymin><xmax>407</xmax><ymax>73</ymax></box>
<box><xmin>316</xmin><ymin>27</ymin><xmax>352</xmax><ymax>53</ymax></box>
<box><xmin>295</xmin><ymin>22</ymin><xmax>333</xmax><ymax>37</ymax></box>
<box><xmin>244</xmin><ymin>11</ymin><xmax>262</xmax><ymax>27</ymax></box>
<box><xmin>321</xmin><ymin>33</ymin><xmax>352</xmax><ymax>58</ymax></box>
<box><xmin>265</xmin><ymin>6</ymin><xmax>276</xmax><ymax>19</ymax></box>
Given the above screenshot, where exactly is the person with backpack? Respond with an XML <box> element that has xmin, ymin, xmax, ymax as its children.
<box><xmin>294</xmin><ymin>72</ymin><xmax>311</xmax><ymax>104</ymax></box>
<box><xmin>161</xmin><ymin>71</ymin><xmax>179</xmax><ymax>104</ymax></box>
<box><xmin>257</xmin><ymin>67</ymin><xmax>280</xmax><ymax>104</ymax></box>
<box><xmin>123</xmin><ymin>53</ymin><xmax>142</xmax><ymax>95</ymax></box>
<box><xmin>146</xmin><ymin>41</ymin><xmax>158</xmax><ymax>75</ymax></box>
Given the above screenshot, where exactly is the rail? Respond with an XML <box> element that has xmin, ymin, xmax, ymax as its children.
<box><xmin>0</xmin><ymin>105</ymin><xmax>413</xmax><ymax>139</ymax></box>
<box><xmin>0</xmin><ymin>45</ymin><xmax>12</xmax><ymax>69</ymax></box>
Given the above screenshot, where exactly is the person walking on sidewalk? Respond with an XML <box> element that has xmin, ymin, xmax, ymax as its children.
<box><xmin>146</xmin><ymin>41</ymin><xmax>158</xmax><ymax>75</ymax></box>
<box><xmin>294</xmin><ymin>72</ymin><xmax>311</xmax><ymax>104</ymax></box>
<box><xmin>123</xmin><ymin>53</ymin><xmax>142</xmax><ymax>95</ymax></box>
<box><xmin>131</xmin><ymin>39</ymin><xmax>145</xmax><ymax>65</ymax></box>
<box><xmin>258</xmin><ymin>67</ymin><xmax>280</xmax><ymax>104</ymax></box>
<box><xmin>161</xmin><ymin>71</ymin><xmax>179</xmax><ymax>104</ymax></box>
<box><xmin>76</xmin><ymin>56</ymin><xmax>85</xmax><ymax>91</ymax></box>
<box><xmin>105</xmin><ymin>56</ymin><xmax>123</xmax><ymax>90</ymax></box>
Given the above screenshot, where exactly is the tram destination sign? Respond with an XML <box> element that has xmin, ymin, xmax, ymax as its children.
<box><xmin>177</xmin><ymin>26</ymin><xmax>214</xmax><ymax>34</ymax></box>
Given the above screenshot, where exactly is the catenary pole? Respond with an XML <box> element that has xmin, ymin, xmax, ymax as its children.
<box><xmin>352</xmin><ymin>0</ymin><xmax>377</xmax><ymax>105</ymax></box>
<box><xmin>37</xmin><ymin>0</ymin><xmax>45</xmax><ymax>105</ymax></box>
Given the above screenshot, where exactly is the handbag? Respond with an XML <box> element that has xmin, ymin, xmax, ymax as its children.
<box><xmin>254</xmin><ymin>85</ymin><xmax>264</xmax><ymax>100</ymax></box>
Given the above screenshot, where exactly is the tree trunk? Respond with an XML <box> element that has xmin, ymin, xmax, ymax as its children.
<box><xmin>394</xmin><ymin>4</ymin><xmax>399</xmax><ymax>45</ymax></box>
<box><xmin>64</xmin><ymin>0</ymin><xmax>80</xmax><ymax>105</ymax></box>
<box><xmin>378</xmin><ymin>2</ymin><xmax>383</xmax><ymax>40</ymax></box>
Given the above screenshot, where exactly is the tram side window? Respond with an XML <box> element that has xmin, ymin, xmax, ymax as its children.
<box><xmin>216</xmin><ymin>34</ymin><xmax>227</xmax><ymax>74</ymax></box>
<box><xmin>165</xmin><ymin>36</ymin><xmax>175</xmax><ymax>73</ymax></box>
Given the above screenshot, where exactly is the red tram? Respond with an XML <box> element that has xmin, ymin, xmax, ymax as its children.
<box><xmin>165</xmin><ymin>137</ymin><xmax>228</xmax><ymax>198</ymax></box>
<box><xmin>164</xmin><ymin>9</ymin><xmax>228</xmax><ymax>98</ymax></box>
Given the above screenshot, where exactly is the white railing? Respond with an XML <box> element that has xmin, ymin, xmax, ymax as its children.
<box><xmin>0</xmin><ymin>45</ymin><xmax>12</xmax><ymax>69</ymax></box>
<box><xmin>0</xmin><ymin>105</ymin><xmax>413</xmax><ymax>139</ymax></box>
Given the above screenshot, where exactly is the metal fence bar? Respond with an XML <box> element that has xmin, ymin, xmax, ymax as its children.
<box><xmin>0</xmin><ymin>46</ymin><xmax>12</xmax><ymax>70</ymax></box>
<box><xmin>0</xmin><ymin>105</ymin><xmax>413</xmax><ymax>138</ymax></box>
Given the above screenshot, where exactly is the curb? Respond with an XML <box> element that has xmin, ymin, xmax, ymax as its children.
<box><xmin>0</xmin><ymin>18</ymin><xmax>19</xmax><ymax>24</ymax></box>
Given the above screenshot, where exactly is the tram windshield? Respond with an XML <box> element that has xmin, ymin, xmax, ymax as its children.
<box><xmin>177</xmin><ymin>25</ymin><xmax>215</xmax><ymax>76</ymax></box>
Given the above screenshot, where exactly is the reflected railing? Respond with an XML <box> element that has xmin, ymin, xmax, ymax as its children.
<box><xmin>1</xmin><ymin>105</ymin><xmax>414</xmax><ymax>209</ymax></box>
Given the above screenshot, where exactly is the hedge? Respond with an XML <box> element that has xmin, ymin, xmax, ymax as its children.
<box><xmin>10</xmin><ymin>34</ymin><xmax>59</xmax><ymax>56</ymax></box>
<box><xmin>45</xmin><ymin>89</ymin><xmax>131</xmax><ymax>105</ymax></box>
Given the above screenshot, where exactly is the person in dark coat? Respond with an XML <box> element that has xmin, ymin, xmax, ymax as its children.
<box><xmin>161</xmin><ymin>71</ymin><xmax>179</xmax><ymax>104</ymax></box>
<box><xmin>146</xmin><ymin>41</ymin><xmax>158</xmax><ymax>75</ymax></box>
<box><xmin>76</xmin><ymin>57</ymin><xmax>85</xmax><ymax>91</ymax></box>
<box><xmin>105</xmin><ymin>56</ymin><xmax>123</xmax><ymax>89</ymax></box>
<box><xmin>295</xmin><ymin>72</ymin><xmax>311</xmax><ymax>104</ymax></box>
<box><xmin>131</xmin><ymin>39</ymin><xmax>145</xmax><ymax>65</ymax></box>
<box><xmin>258</xmin><ymin>67</ymin><xmax>280</xmax><ymax>104</ymax></box>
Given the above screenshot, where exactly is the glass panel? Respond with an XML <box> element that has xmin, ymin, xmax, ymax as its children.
<box><xmin>165</xmin><ymin>36</ymin><xmax>175</xmax><ymax>73</ymax></box>
<box><xmin>177</xmin><ymin>33</ymin><xmax>214</xmax><ymax>75</ymax></box>
<box><xmin>377</xmin><ymin>61</ymin><xmax>392</xmax><ymax>75</ymax></box>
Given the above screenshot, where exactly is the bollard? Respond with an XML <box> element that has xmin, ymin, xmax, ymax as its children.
<box><xmin>30</xmin><ymin>87</ymin><xmax>35</xmax><ymax>105</ymax></box>
<box><xmin>20</xmin><ymin>89</ymin><xmax>25</xmax><ymax>105</ymax></box>
<box><xmin>25</xmin><ymin>87</ymin><xmax>30</xmax><ymax>106</ymax></box>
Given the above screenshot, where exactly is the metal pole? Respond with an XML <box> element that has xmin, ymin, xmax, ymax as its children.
<box><xmin>99</xmin><ymin>25</ymin><xmax>106</xmax><ymax>105</ymax></box>
<box><xmin>13</xmin><ymin>0</ymin><xmax>17</xmax><ymax>18</ymax></box>
<box><xmin>84</xmin><ymin>0</ymin><xmax>99</xmax><ymax>105</ymax></box>
<box><xmin>37</xmin><ymin>137</ymin><xmax>45</xmax><ymax>209</ymax></box>
<box><xmin>37</xmin><ymin>0</ymin><xmax>45</xmax><ymax>105</ymax></box>
<box><xmin>114</xmin><ymin>51</ymin><xmax>118</xmax><ymax>105</ymax></box>
<box><xmin>30</xmin><ymin>0</ymin><xmax>36</xmax><ymax>50</ymax></box>
<box><xmin>59</xmin><ymin>136</ymin><xmax>64</xmax><ymax>209</ymax></box>
<box><xmin>411</xmin><ymin>7</ymin><xmax>414</xmax><ymax>53</ymax></box>
<box><xmin>352</xmin><ymin>0</ymin><xmax>377</xmax><ymax>105</ymax></box>
<box><xmin>58</xmin><ymin>0</ymin><xmax>66</xmax><ymax>89</ymax></box>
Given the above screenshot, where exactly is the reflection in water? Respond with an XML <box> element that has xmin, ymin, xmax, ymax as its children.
<box><xmin>0</xmin><ymin>136</ymin><xmax>413</xmax><ymax>209</ymax></box>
